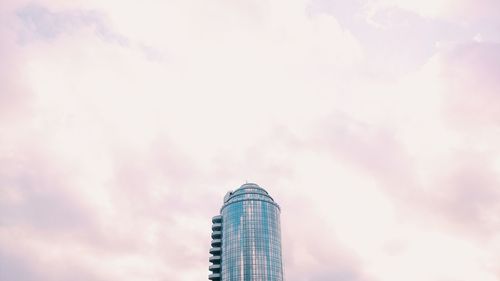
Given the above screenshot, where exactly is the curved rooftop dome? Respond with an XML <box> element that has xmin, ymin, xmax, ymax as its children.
<box><xmin>232</xmin><ymin>182</ymin><xmax>269</xmax><ymax>195</ymax></box>
<box><xmin>221</xmin><ymin>182</ymin><xmax>279</xmax><ymax>212</ymax></box>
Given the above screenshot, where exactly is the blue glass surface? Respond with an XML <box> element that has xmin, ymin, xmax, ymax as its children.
<box><xmin>220</xmin><ymin>185</ymin><xmax>283</xmax><ymax>281</ymax></box>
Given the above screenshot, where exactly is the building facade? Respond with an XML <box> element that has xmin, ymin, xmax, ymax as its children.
<box><xmin>209</xmin><ymin>183</ymin><xmax>284</xmax><ymax>281</ymax></box>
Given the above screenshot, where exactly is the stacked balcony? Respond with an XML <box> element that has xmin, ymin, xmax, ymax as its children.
<box><xmin>209</xmin><ymin>215</ymin><xmax>222</xmax><ymax>281</ymax></box>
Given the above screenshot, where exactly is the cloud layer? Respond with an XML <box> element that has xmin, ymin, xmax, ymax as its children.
<box><xmin>1</xmin><ymin>0</ymin><xmax>499</xmax><ymax>280</ymax></box>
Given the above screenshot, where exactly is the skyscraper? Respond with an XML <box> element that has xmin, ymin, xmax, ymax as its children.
<box><xmin>209</xmin><ymin>183</ymin><xmax>284</xmax><ymax>281</ymax></box>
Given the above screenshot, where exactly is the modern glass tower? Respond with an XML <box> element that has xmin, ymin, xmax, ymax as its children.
<box><xmin>209</xmin><ymin>183</ymin><xmax>284</xmax><ymax>281</ymax></box>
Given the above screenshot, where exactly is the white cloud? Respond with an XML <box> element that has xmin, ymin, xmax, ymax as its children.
<box><xmin>1</xmin><ymin>1</ymin><xmax>500</xmax><ymax>281</ymax></box>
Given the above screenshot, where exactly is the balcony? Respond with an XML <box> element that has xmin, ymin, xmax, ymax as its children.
<box><xmin>208</xmin><ymin>273</ymin><xmax>221</xmax><ymax>280</ymax></box>
<box><xmin>212</xmin><ymin>223</ymin><xmax>222</xmax><ymax>231</ymax></box>
<box><xmin>209</xmin><ymin>256</ymin><xmax>221</xmax><ymax>264</ymax></box>
<box><xmin>211</xmin><ymin>231</ymin><xmax>221</xmax><ymax>239</ymax></box>
<box><xmin>211</xmin><ymin>215</ymin><xmax>222</xmax><ymax>223</ymax></box>
<box><xmin>209</xmin><ymin>247</ymin><xmax>221</xmax><ymax>255</ymax></box>
<box><xmin>209</xmin><ymin>264</ymin><xmax>221</xmax><ymax>272</ymax></box>
<box><xmin>211</xmin><ymin>239</ymin><xmax>221</xmax><ymax>247</ymax></box>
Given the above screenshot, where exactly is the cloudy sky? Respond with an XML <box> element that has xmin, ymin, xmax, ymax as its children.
<box><xmin>1</xmin><ymin>0</ymin><xmax>500</xmax><ymax>280</ymax></box>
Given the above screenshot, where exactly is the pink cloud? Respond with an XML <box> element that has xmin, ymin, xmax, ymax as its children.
<box><xmin>431</xmin><ymin>150</ymin><xmax>500</xmax><ymax>235</ymax></box>
<box><xmin>1</xmin><ymin>1</ymin><xmax>499</xmax><ymax>281</ymax></box>
<box><xmin>441</xmin><ymin>42</ymin><xmax>500</xmax><ymax>130</ymax></box>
